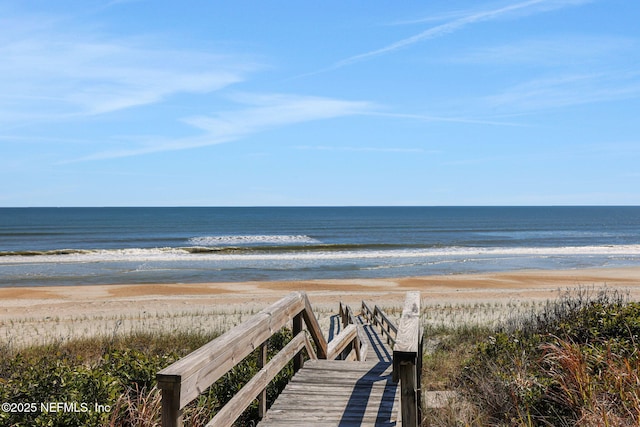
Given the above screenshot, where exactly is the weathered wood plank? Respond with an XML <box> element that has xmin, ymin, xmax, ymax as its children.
<box><xmin>272</xmin><ymin>394</ymin><xmax>397</xmax><ymax>405</ymax></box>
<box><xmin>394</xmin><ymin>291</ymin><xmax>420</xmax><ymax>355</ymax></box>
<box><xmin>158</xmin><ymin>292</ymin><xmax>408</xmax><ymax>427</ymax></box>
<box><xmin>272</xmin><ymin>385</ymin><xmax>396</xmax><ymax>400</ymax></box>
<box><xmin>392</xmin><ymin>291</ymin><xmax>422</xmax><ymax>427</ymax></box>
<box><xmin>261</xmin><ymin>417</ymin><xmax>397</xmax><ymax>426</ymax></box>
<box><xmin>206</xmin><ymin>332</ymin><xmax>310</xmax><ymax>427</ymax></box>
<box><xmin>279</xmin><ymin>391</ymin><xmax>394</xmax><ymax>399</ymax></box>
<box><xmin>257</xmin><ymin>342</ymin><xmax>267</xmax><ymax>419</ymax></box>
<box><xmin>260</xmin><ymin>409</ymin><xmax>397</xmax><ymax>422</ymax></box>
<box><xmin>158</xmin><ymin>292</ymin><xmax>307</xmax><ymax>409</ymax></box>
<box><xmin>358</xmin><ymin>323</ymin><xmax>392</xmax><ymax>363</ymax></box>
<box><xmin>258</xmin><ymin>359</ymin><xmax>400</xmax><ymax>427</ymax></box>
<box><xmin>287</xmin><ymin>368</ymin><xmax>392</xmax><ymax>380</ymax></box>
<box><xmin>302</xmin><ymin>292</ymin><xmax>328</xmax><ymax>359</ymax></box>
<box><xmin>160</xmin><ymin>384</ymin><xmax>181</xmax><ymax>427</ymax></box>
<box><xmin>338</xmin><ymin>302</ymin><xmax>371</xmax><ymax>362</ymax></box>
<box><xmin>159</xmin><ymin>292</ymin><xmax>303</xmax><ymax>377</ymax></box>
<box><xmin>296</xmin><ymin>360</ymin><xmax>389</xmax><ymax>370</ymax></box>
<box><xmin>361</xmin><ymin>300</ymin><xmax>374</xmax><ymax>322</ymax></box>
<box><xmin>303</xmin><ymin>332</ymin><xmax>318</xmax><ymax>360</ymax></box>
<box><xmin>260</xmin><ymin>413</ymin><xmax>398</xmax><ymax>423</ymax></box>
<box><xmin>371</xmin><ymin>304</ymin><xmax>398</xmax><ymax>347</ymax></box>
<box><xmin>292</xmin><ymin>312</ymin><xmax>303</xmax><ymax>372</ymax></box>
<box><xmin>290</xmin><ymin>369</ymin><xmax>392</xmax><ymax>378</ymax></box>
<box><xmin>326</xmin><ymin>324</ymin><xmax>357</xmax><ymax>360</ymax></box>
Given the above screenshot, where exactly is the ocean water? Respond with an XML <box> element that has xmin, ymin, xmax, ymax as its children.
<box><xmin>1</xmin><ymin>206</ymin><xmax>639</xmax><ymax>287</ymax></box>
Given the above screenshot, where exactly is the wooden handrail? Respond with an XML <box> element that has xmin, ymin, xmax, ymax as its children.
<box><xmin>327</xmin><ymin>324</ymin><xmax>358</xmax><ymax>360</ymax></box>
<box><xmin>156</xmin><ymin>291</ymin><xmax>375</xmax><ymax>427</ymax></box>
<box><xmin>363</xmin><ymin>300</ymin><xmax>398</xmax><ymax>347</ymax></box>
<box><xmin>156</xmin><ymin>291</ymin><xmax>327</xmax><ymax>427</ymax></box>
<box><xmin>339</xmin><ymin>301</ymin><xmax>370</xmax><ymax>360</ymax></box>
<box><xmin>361</xmin><ymin>300</ymin><xmax>375</xmax><ymax>322</ymax></box>
<box><xmin>392</xmin><ymin>291</ymin><xmax>423</xmax><ymax>427</ymax></box>
<box><xmin>206</xmin><ymin>333</ymin><xmax>316</xmax><ymax>426</ymax></box>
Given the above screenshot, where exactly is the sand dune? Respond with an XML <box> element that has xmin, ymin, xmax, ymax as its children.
<box><xmin>1</xmin><ymin>267</ymin><xmax>639</xmax><ymax>346</ymax></box>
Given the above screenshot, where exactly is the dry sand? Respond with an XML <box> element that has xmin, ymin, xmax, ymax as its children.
<box><xmin>1</xmin><ymin>267</ymin><xmax>639</xmax><ymax>346</ymax></box>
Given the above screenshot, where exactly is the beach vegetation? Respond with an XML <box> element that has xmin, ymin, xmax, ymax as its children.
<box><xmin>4</xmin><ymin>288</ymin><xmax>640</xmax><ymax>426</ymax></box>
<box><xmin>0</xmin><ymin>328</ymin><xmax>294</xmax><ymax>427</ymax></box>
<box><xmin>421</xmin><ymin>287</ymin><xmax>640</xmax><ymax>426</ymax></box>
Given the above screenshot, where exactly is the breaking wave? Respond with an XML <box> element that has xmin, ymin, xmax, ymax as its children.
<box><xmin>1</xmin><ymin>244</ymin><xmax>640</xmax><ymax>265</ymax></box>
<box><xmin>187</xmin><ymin>235</ymin><xmax>320</xmax><ymax>246</ymax></box>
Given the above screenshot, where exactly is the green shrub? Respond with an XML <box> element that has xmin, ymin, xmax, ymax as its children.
<box><xmin>462</xmin><ymin>288</ymin><xmax>640</xmax><ymax>426</ymax></box>
<box><xmin>1</xmin><ymin>329</ymin><xmax>295</xmax><ymax>427</ymax></box>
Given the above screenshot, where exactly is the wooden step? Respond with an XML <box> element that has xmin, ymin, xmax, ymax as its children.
<box><xmin>258</xmin><ymin>359</ymin><xmax>400</xmax><ymax>427</ymax></box>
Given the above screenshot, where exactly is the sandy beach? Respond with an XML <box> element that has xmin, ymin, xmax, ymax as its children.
<box><xmin>2</xmin><ymin>267</ymin><xmax>640</xmax><ymax>346</ymax></box>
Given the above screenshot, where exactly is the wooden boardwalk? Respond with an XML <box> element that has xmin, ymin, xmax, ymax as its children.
<box><xmin>258</xmin><ymin>312</ymin><xmax>399</xmax><ymax>426</ymax></box>
<box><xmin>157</xmin><ymin>292</ymin><xmax>422</xmax><ymax>427</ymax></box>
<box><xmin>259</xmin><ymin>360</ymin><xmax>398</xmax><ymax>426</ymax></box>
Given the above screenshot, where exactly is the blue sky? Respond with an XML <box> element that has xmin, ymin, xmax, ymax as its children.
<box><xmin>1</xmin><ymin>0</ymin><xmax>639</xmax><ymax>206</ymax></box>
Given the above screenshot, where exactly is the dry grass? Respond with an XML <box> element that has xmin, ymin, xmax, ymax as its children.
<box><xmin>541</xmin><ymin>339</ymin><xmax>640</xmax><ymax>426</ymax></box>
<box><xmin>455</xmin><ymin>287</ymin><xmax>640</xmax><ymax>426</ymax></box>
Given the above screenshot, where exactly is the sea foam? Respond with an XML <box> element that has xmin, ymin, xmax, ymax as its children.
<box><xmin>1</xmin><ymin>244</ymin><xmax>640</xmax><ymax>264</ymax></box>
<box><xmin>187</xmin><ymin>235</ymin><xmax>319</xmax><ymax>246</ymax></box>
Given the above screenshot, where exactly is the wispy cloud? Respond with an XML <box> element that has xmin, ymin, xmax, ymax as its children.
<box><xmin>368</xmin><ymin>112</ymin><xmax>525</xmax><ymax>127</ymax></box>
<box><xmin>325</xmin><ymin>0</ymin><xmax>593</xmax><ymax>71</ymax></box>
<box><xmin>294</xmin><ymin>145</ymin><xmax>425</xmax><ymax>153</ymax></box>
<box><xmin>185</xmin><ymin>93</ymin><xmax>373</xmax><ymax>135</ymax></box>
<box><xmin>583</xmin><ymin>142</ymin><xmax>640</xmax><ymax>156</ymax></box>
<box><xmin>0</xmin><ymin>12</ymin><xmax>256</xmax><ymax>124</ymax></box>
<box><xmin>103</xmin><ymin>0</ymin><xmax>146</xmax><ymax>7</ymax></box>
<box><xmin>66</xmin><ymin>93</ymin><xmax>375</xmax><ymax>161</ymax></box>
<box><xmin>449</xmin><ymin>35</ymin><xmax>634</xmax><ymax>67</ymax></box>
<box><xmin>486</xmin><ymin>71</ymin><xmax>640</xmax><ymax>111</ymax></box>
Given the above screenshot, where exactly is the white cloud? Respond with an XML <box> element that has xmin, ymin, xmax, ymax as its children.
<box><xmin>486</xmin><ymin>71</ymin><xmax>640</xmax><ymax>111</ymax></box>
<box><xmin>0</xmin><ymin>15</ymin><xmax>255</xmax><ymax>123</ymax></box>
<box><xmin>330</xmin><ymin>0</ymin><xmax>593</xmax><ymax>69</ymax></box>
<box><xmin>449</xmin><ymin>36</ymin><xmax>635</xmax><ymax>67</ymax></box>
<box><xmin>368</xmin><ymin>112</ymin><xmax>525</xmax><ymax>127</ymax></box>
<box><xmin>186</xmin><ymin>93</ymin><xmax>372</xmax><ymax>134</ymax></box>
<box><xmin>67</xmin><ymin>93</ymin><xmax>376</xmax><ymax>161</ymax></box>
<box><xmin>294</xmin><ymin>145</ymin><xmax>425</xmax><ymax>153</ymax></box>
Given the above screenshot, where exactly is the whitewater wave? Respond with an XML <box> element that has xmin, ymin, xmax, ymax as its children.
<box><xmin>1</xmin><ymin>244</ymin><xmax>640</xmax><ymax>264</ymax></box>
<box><xmin>187</xmin><ymin>234</ymin><xmax>320</xmax><ymax>246</ymax></box>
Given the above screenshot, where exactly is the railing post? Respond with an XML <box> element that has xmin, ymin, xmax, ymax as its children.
<box><xmin>301</xmin><ymin>293</ymin><xmax>328</xmax><ymax>359</ymax></box>
<box><xmin>417</xmin><ymin>329</ymin><xmax>423</xmax><ymax>423</ymax></box>
<box><xmin>397</xmin><ymin>355</ymin><xmax>418</xmax><ymax>426</ymax></box>
<box><xmin>393</xmin><ymin>291</ymin><xmax>422</xmax><ymax>427</ymax></box>
<box><xmin>293</xmin><ymin>312</ymin><xmax>304</xmax><ymax>372</ymax></box>
<box><xmin>160</xmin><ymin>379</ymin><xmax>182</xmax><ymax>427</ymax></box>
<box><xmin>156</xmin><ymin>292</ymin><xmax>330</xmax><ymax>427</ymax></box>
<box><xmin>257</xmin><ymin>342</ymin><xmax>267</xmax><ymax>419</ymax></box>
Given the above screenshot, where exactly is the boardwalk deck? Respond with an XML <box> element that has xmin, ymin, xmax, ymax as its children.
<box><xmin>357</xmin><ymin>317</ymin><xmax>393</xmax><ymax>363</ymax></box>
<box><xmin>157</xmin><ymin>292</ymin><xmax>421</xmax><ymax>427</ymax></box>
<box><xmin>258</xmin><ymin>360</ymin><xmax>399</xmax><ymax>426</ymax></box>
<box><xmin>258</xmin><ymin>313</ymin><xmax>400</xmax><ymax>427</ymax></box>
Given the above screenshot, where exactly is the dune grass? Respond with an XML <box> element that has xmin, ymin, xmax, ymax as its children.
<box><xmin>3</xmin><ymin>288</ymin><xmax>640</xmax><ymax>426</ymax></box>
<box><xmin>0</xmin><ymin>328</ymin><xmax>294</xmax><ymax>427</ymax></box>
<box><xmin>421</xmin><ymin>287</ymin><xmax>640</xmax><ymax>426</ymax></box>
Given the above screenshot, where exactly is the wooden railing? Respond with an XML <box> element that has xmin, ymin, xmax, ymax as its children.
<box><xmin>156</xmin><ymin>291</ymin><xmax>363</xmax><ymax>427</ymax></box>
<box><xmin>361</xmin><ymin>294</ymin><xmax>423</xmax><ymax>426</ymax></box>
<box><xmin>392</xmin><ymin>291</ymin><xmax>424</xmax><ymax>427</ymax></box>
<box><xmin>362</xmin><ymin>299</ymin><xmax>399</xmax><ymax>347</ymax></box>
<box><xmin>338</xmin><ymin>301</ymin><xmax>369</xmax><ymax>361</ymax></box>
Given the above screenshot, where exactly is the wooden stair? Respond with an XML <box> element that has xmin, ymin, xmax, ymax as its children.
<box><xmin>258</xmin><ymin>312</ymin><xmax>400</xmax><ymax>426</ymax></box>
